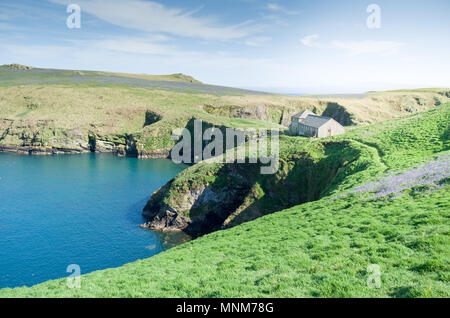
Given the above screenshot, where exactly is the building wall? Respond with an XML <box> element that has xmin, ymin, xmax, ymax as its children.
<box><xmin>299</xmin><ymin>124</ymin><xmax>317</xmax><ymax>137</ymax></box>
<box><xmin>290</xmin><ymin>118</ymin><xmax>345</xmax><ymax>137</ymax></box>
<box><xmin>289</xmin><ymin>122</ymin><xmax>299</xmax><ymax>135</ymax></box>
<box><xmin>317</xmin><ymin>120</ymin><xmax>345</xmax><ymax>137</ymax></box>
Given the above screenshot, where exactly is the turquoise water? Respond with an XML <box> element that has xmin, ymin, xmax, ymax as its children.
<box><xmin>0</xmin><ymin>153</ymin><xmax>186</xmax><ymax>289</ymax></box>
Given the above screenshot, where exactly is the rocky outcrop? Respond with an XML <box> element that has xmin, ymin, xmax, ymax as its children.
<box><xmin>0</xmin><ymin>145</ymin><xmax>88</xmax><ymax>155</ymax></box>
<box><xmin>0</xmin><ymin>119</ymin><xmax>91</xmax><ymax>153</ymax></box>
<box><xmin>437</xmin><ymin>90</ymin><xmax>450</xmax><ymax>98</ymax></box>
<box><xmin>141</xmin><ymin>141</ymin><xmax>362</xmax><ymax>236</ymax></box>
<box><xmin>203</xmin><ymin>103</ymin><xmax>356</xmax><ymax>127</ymax></box>
<box><xmin>1</xmin><ymin>64</ymin><xmax>33</xmax><ymax>70</ymax></box>
<box><xmin>141</xmin><ymin>164</ymin><xmax>254</xmax><ymax>235</ymax></box>
<box><xmin>0</xmin><ymin>119</ymin><xmax>170</xmax><ymax>159</ymax></box>
<box><xmin>203</xmin><ymin>91</ymin><xmax>450</xmax><ymax>128</ymax></box>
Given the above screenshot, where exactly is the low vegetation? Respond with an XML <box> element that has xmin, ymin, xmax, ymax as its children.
<box><xmin>1</xmin><ymin>67</ymin><xmax>449</xmax><ymax>157</ymax></box>
<box><xmin>1</xmin><ymin>102</ymin><xmax>448</xmax><ymax>298</ymax></box>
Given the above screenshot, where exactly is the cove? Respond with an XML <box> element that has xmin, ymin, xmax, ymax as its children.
<box><xmin>0</xmin><ymin>153</ymin><xmax>187</xmax><ymax>289</ymax></box>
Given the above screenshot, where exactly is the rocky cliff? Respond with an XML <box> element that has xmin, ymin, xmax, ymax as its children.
<box><xmin>141</xmin><ymin>139</ymin><xmax>368</xmax><ymax>236</ymax></box>
<box><xmin>1</xmin><ymin>82</ymin><xmax>447</xmax><ymax>159</ymax></box>
<box><xmin>203</xmin><ymin>90</ymin><xmax>450</xmax><ymax>127</ymax></box>
<box><xmin>0</xmin><ymin>118</ymin><xmax>170</xmax><ymax>158</ymax></box>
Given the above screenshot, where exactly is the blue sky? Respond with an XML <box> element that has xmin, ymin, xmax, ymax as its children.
<box><xmin>0</xmin><ymin>0</ymin><xmax>449</xmax><ymax>93</ymax></box>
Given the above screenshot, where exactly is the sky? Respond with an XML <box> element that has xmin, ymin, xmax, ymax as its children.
<box><xmin>0</xmin><ymin>0</ymin><xmax>449</xmax><ymax>94</ymax></box>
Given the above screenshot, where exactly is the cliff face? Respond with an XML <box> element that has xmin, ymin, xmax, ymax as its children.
<box><xmin>0</xmin><ymin>118</ymin><xmax>170</xmax><ymax>158</ymax></box>
<box><xmin>0</xmin><ymin>119</ymin><xmax>89</xmax><ymax>155</ymax></box>
<box><xmin>141</xmin><ymin>140</ymin><xmax>365</xmax><ymax>236</ymax></box>
<box><xmin>203</xmin><ymin>90</ymin><xmax>450</xmax><ymax>127</ymax></box>
<box><xmin>141</xmin><ymin>164</ymin><xmax>255</xmax><ymax>235</ymax></box>
<box><xmin>1</xmin><ymin>84</ymin><xmax>447</xmax><ymax>159</ymax></box>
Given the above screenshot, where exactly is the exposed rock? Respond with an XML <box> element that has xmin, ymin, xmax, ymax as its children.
<box><xmin>203</xmin><ymin>103</ymin><xmax>356</xmax><ymax>127</ymax></box>
<box><xmin>137</xmin><ymin>149</ymin><xmax>170</xmax><ymax>159</ymax></box>
<box><xmin>0</xmin><ymin>120</ymin><xmax>170</xmax><ymax>158</ymax></box>
<box><xmin>141</xmin><ymin>164</ymin><xmax>253</xmax><ymax>235</ymax></box>
<box><xmin>1</xmin><ymin>64</ymin><xmax>33</xmax><ymax>70</ymax></box>
<box><xmin>0</xmin><ymin>145</ymin><xmax>88</xmax><ymax>155</ymax></box>
<box><xmin>141</xmin><ymin>141</ymin><xmax>361</xmax><ymax>237</ymax></box>
<box><xmin>203</xmin><ymin>104</ymin><xmax>271</xmax><ymax>122</ymax></box>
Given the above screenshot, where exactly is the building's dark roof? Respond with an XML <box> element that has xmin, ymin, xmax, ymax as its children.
<box><xmin>299</xmin><ymin>115</ymin><xmax>333</xmax><ymax>128</ymax></box>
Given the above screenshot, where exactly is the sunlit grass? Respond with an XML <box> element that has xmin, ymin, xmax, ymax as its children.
<box><xmin>1</xmin><ymin>104</ymin><xmax>448</xmax><ymax>298</ymax></box>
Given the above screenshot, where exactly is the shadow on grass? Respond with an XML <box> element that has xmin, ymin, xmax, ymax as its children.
<box><xmin>172</xmin><ymin>141</ymin><xmax>363</xmax><ymax>236</ymax></box>
<box><xmin>321</xmin><ymin>102</ymin><xmax>356</xmax><ymax>126</ymax></box>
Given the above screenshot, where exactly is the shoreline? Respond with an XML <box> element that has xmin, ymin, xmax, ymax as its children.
<box><xmin>0</xmin><ymin>145</ymin><xmax>171</xmax><ymax>159</ymax></box>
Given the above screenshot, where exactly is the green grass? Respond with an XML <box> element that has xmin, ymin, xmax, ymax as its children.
<box><xmin>145</xmin><ymin>104</ymin><xmax>449</xmax><ymax>230</ymax></box>
<box><xmin>2</xmin><ymin>68</ymin><xmax>449</xmax><ymax>153</ymax></box>
<box><xmin>1</xmin><ymin>67</ymin><xmax>449</xmax><ymax>297</ymax></box>
<box><xmin>0</xmin><ymin>84</ymin><xmax>283</xmax><ymax>153</ymax></box>
<box><xmin>0</xmin><ymin>180</ymin><xmax>447</xmax><ymax>297</ymax></box>
<box><xmin>1</xmin><ymin>104</ymin><xmax>448</xmax><ymax>298</ymax></box>
<box><xmin>339</xmin><ymin>105</ymin><xmax>449</xmax><ymax>170</ymax></box>
<box><xmin>378</xmin><ymin>88</ymin><xmax>450</xmax><ymax>94</ymax></box>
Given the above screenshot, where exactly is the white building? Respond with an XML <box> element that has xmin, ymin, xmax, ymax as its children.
<box><xmin>289</xmin><ymin>110</ymin><xmax>345</xmax><ymax>138</ymax></box>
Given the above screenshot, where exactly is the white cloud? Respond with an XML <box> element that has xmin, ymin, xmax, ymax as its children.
<box><xmin>50</xmin><ymin>0</ymin><xmax>257</xmax><ymax>41</ymax></box>
<box><xmin>331</xmin><ymin>40</ymin><xmax>405</xmax><ymax>56</ymax></box>
<box><xmin>266</xmin><ymin>2</ymin><xmax>300</xmax><ymax>15</ymax></box>
<box><xmin>245</xmin><ymin>36</ymin><xmax>271</xmax><ymax>47</ymax></box>
<box><xmin>300</xmin><ymin>34</ymin><xmax>321</xmax><ymax>48</ymax></box>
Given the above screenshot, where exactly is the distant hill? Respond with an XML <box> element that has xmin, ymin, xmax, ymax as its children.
<box><xmin>0</xmin><ymin>65</ymin><xmax>449</xmax><ymax>158</ymax></box>
<box><xmin>0</xmin><ymin>65</ymin><xmax>266</xmax><ymax>95</ymax></box>
<box><xmin>96</xmin><ymin>71</ymin><xmax>203</xmax><ymax>84</ymax></box>
<box><xmin>1</xmin><ymin>64</ymin><xmax>202</xmax><ymax>84</ymax></box>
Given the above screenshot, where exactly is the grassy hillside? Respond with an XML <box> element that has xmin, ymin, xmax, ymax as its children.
<box><xmin>1</xmin><ymin>103</ymin><xmax>448</xmax><ymax>298</ymax></box>
<box><xmin>1</xmin><ymin>66</ymin><xmax>449</xmax><ymax>157</ymax></box>
<box><xmin>141</xmin><ymin>138</ymin><xmax>373</xmax><ymax>235</ymax></box>
<box><xmin>0</xmin><ymin>64</ymin><xmax>203</xmax><ymax>84</ymax></box>
<box><xmin>141</xmin><ymin>101</ymin><xmax>449</xmax><ymax>236</ymax></box>
<box><xmin>96</xmin><ymin>71</ymin><xmax>203</xmax><ymax>84</ymax></box>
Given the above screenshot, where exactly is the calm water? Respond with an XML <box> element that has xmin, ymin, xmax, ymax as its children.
<box><xmin>0</xmin><ymin>153</ymin><xmax>187</xmax><ymax>289</ymax></box>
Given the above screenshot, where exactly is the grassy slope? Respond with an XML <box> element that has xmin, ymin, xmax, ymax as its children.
<box><xmin>0</xmin><ymin>68</ymin><xmax>281</xmax><ymax>153</ymax></box>
<box><xmin>1</xmin><ymin>104</ymin><xmax>448</xmax><ymax>298</ymax></box>
<box><xmin>96</xmin><ymin>71</ymin><xmax>203</xmax><ymax>84</ymax></box>
<box><xmin>0</xmin><ymin>65</ymin><xmax>203</xmax><ymax>84</ymax></box>
<box><xmin>148</xmin><ymin>137</ymin><xmax>370</xmax><ymax>231</ymax></box>
<box><xmin>1</xmin><ymin>68</ymin><xmax>449</xmax><ymax>154</ymax></box>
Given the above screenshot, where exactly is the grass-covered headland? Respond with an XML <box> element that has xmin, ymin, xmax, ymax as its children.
<box><xmin>1</xmin><ymin>65</ymin><xmax>449</xmax><ymax>158</ymax></box>
<box><xmin>1</xmin><ymin>90</ymin><xmax>448</xmax><ymax>298</ymax></box>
